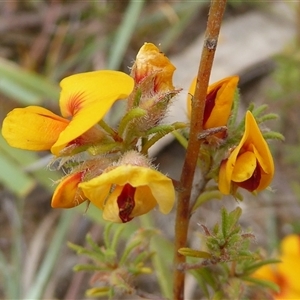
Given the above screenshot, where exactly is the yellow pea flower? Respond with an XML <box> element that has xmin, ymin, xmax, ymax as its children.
<box><xmin>51</xmin><ymin>171</ymin><xmax>87</xmax><ymax>208</ymax></box>
<box><xmin>252</xmin><ymin>234</ymin><xmax>300</xmax><ymax>299</ymax></box>
<box><xmin>218</xmin><ymin>111</ymin><xmax>274</xmax><ymax>194</ymax></box>
<box><xmin>187</xmin><ymin>76</ymin><xmax>239</xmax><ymax>130</ymax></box>
<box><xmin>2</xmin><ymin>70</ymin><xmax>134</xmax><ymax>156</ymax></box>
<box><xmin>79</xmin><ymin>165</ymin><xmax>175</xmax><ymax>223</ymax></box>
<box><xmin>131</xmin><ymin>42</ymin><xmax>175</xmax><ymax>92</ymax></box>
<box><xmin>127</xmin><ymin>42</ymin><xmax>178</xmax><ymax>132</ymax></box>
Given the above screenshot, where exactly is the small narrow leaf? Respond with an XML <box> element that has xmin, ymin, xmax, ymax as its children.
<box><xmin>242</xmin><ymin>276</ymin><xmax>280</xmax><ymax>293</ymax></box>
<box><xmin>263</xmin><ymin>131</ymin><xmax>285</xmax><ymax>141</ymax></box>
<box><xmin>178</xmin><ymin>248</ymin><xmax>212</xmax><ymax>259</ymax></box>
<box><xmin>192</xmin><ymin>190</ymin><xmax>222</xmax><ymax>212</ymax></box>
<box><xmin>221</xmin><ymin>208</ymin><xmax>229</xmax><ymax>238</ymax></box>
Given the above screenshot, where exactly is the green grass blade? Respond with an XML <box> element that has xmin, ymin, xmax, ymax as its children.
<box><xmin>25</xmin><ymin>210</ymin><xmax>74</xmax><ymax>299</ymax></box>
<box><xmin>107</xmin><ymin>0</ymin><xmax>145</xmax><ymax>70</ymax></box>
<box><xmin>0</xmin><ymin>57</ymin><xmax>59</xmax><ymax>105</ymax></box>
<box><xmin>0</xmin><ymin>151</ymin><xmax>36</xmax><ymax>197</ymax></box>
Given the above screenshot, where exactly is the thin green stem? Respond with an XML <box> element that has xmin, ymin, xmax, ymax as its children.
<box><xmin>98</xmin><ymin>120</ymin><xmax>121</xmax><ymax>142</ymax></box>
<box><xmin>172</xmin><ymin>131</ymin><xmax>188</xmax><ymax>149</ymax></box>
<box><xmin>118</xmin><ymin>107</ymin><xmax>146</xmax><ymax>138</ymax></box>
<box><xmin>141</xmin><ymin>123</ymin><xmax>187</xmax><ymax>154</ymax></box>
<box><xmin>173</xmin><ymin>1</ymin><xmax>228</xmax><ymax>299</ymax></box>
<box><xmin>110</xmin><ymin>224</ymin><xmax>126</xmax><ymax>251</ymax></box>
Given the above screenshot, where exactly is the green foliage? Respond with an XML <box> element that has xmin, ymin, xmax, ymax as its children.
<box><xmin>179</xmin><ymin>207</ymin><xmax>279</xmax><ymax>299</ymax></box>
<box><xmin>69</xmin><ymin>223</ymin><xmax>156</xmax><ymax>299</ymax></box>
<box><xmin>205</xmin><ymin>207</ymin><xmax>256</xmax><ymax>262</ymax></box>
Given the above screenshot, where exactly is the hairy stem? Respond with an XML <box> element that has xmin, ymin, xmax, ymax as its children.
<box><xmin>173</xmin><ymin>1</ymin><xmax>227</xmax><ymax>299</ymax></box>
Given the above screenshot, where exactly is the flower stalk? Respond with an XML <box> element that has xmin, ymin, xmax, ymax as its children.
<box><xmin>173</xmin><ymin>1</ymin><xmax>228</xmax><ymax>299</ymax></box>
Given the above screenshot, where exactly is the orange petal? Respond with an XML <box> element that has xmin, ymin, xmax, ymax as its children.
<box><xmin>251</xmin><ymin>264</ymin><xmax>279</xmax><ymax>284</ymax></box>
<box><xmin>204</xmin><ymin>76</ymin><xmax>239</xmax><ymax>129</ymax></box>
<box><xmin>51</xmin><ymin>171</ymin><xmax>86</xmax><ymax>208</ymax></box>
<box><xmin>219</xmin><ymin>143</ymin><xmax>245</xmax><ymax>195</ymax></box>
<box><xmin>132</xmin><ymin>43</ymin><xmax>175</xmax><ymax>91</ymax></box>
<box><xmin>218</xmin><ymin>159</ymin><xmax>231</xmax><ymax>195</ymax></box>
<box><xmin>219</xmin><ymin>111</ymin><xmax>274</xmax><ymax>194</ymax></box>
<box><xmin>2</xmin><ymin>106</ymin><xmax>69</xmax><ymax>151</ymax></box>
<box><xmin>187</xmin><ymin>76</ymin><xmax>239</xmax><ymax>129</ymax></box>
<box><xmin>243</xmin><ymin>111</ymin><xmax>274</xmax><ymax>191</ymax></box>
<box><xmin>277</xmin><ymin>235</ymin><xmax>300</xmax><ymax>296</ymax></box>
<box><xmin>51</xmin><ymin>71</ymin><xmax>134</xmax><ymax>155</ymax></box>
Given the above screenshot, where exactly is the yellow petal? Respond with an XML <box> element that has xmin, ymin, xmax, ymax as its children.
<box><xmin>218</xmin><ymin>160</ymin><xmax>231</xmax><ymax>195</ymax></box>
<box><xmin>102</xmin><ymin>185</ymin><xmax>157</xmax><ymax>222</ymax></box>
<box><xmin>278</xmin><ymin>235</ymin><xmax>300</xmax><ymax>295</ymax></box>
<box><xmin>51</xmin><ymin>70</ymin><xmax>134</xmax><ymax>155</ymax></box>
<box><xmin>132</xmin><ymin>43</ymin><xmax>175</xmax><ymax>91</ymax></box>
<box><xmin>51</xmin><ymin>171</ymin><xmax>86</xmax><ymax>208</ymax></box>
<box><xmin>102</xmin><ymin>185</ymin><xmax>123</xmax><ymax>223</ymax></box>
<box><xmin>243</xmin><ymin>111</ymin><xmax>274</xmax><ymax>190</ymax></box>
<box><xmin>251</xmin><ymin>264</ymin><xmax>278</xmax><ymax>283</ymax></box>
<box><xmin>252</xmin><ymin>235</ymin><xmax>300</xmax><ymax>299</ymax></box>
<box><xmin>79</xmin><ymin>165</ymin><xmax>175</xmax><ymax>215</ymax></box>
<box><xmin>187</xmin><ymin>76</ymin><xmax>239</xmax><ymax>128</ymax></box>
<box><xmin>231</xmin><ymin>151</ymin><xmax>257</xmax><ymax>182</ymax></box>
<box><xmin>280</xmin><ymin>234</ymin><xmax>300</xmax><ymax>257</ymax></box>
<box><xmin>2</xmin><ymin>106</ymin><xmax>69</xmax><ymax>151</ymax></box>
<box><xmin>219</xmin><ymin>144</ymin><xmax>244</xmax><ymax>194</ymax></box>
<box><xmin>204</xmin><ymin>76</ymin><xmax>239</xmax><ymax>129</ymax></box>
<box><xmin>219</xmin><ymin>111</ymin><xmax>274</xmax><ymax>194</ymax></box>
<box><xmin>132</xmin><ymin>185</ymin><xmax>158</xmax><ymax>216</ymax></box>
<box><xmin>186</xmin><ymin>77</ymin><xmax>195</xmax><ymax>119</ymax></box>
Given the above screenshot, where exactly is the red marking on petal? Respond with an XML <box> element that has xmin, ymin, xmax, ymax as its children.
<box><xmin>67</xmin><ymin>91</ymin><xmax>85</xmax><ymax>116</ymax></box>
<box><xmin>236</xmin><ymin>164</ymin><xmax>261</xmax><ymax>192</ymax></box>
<box><xmin>203</xmin><ymin>86</ymin><xmax>220</xmax><ymax>126</ymax></box>
<box><xmin>117</xmin><ymin>184</ymin><xmax>136</xmax><ymax>223</ymax></box>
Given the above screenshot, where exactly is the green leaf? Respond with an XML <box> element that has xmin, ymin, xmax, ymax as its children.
<box><xmin>178</xmin><ymin>248</ymin><xmax>212</xmax><ymax>259</ymax></box>
<box><xmin>242</xmin><ymin>258</ymin><xmax>281</xmax><ymax>276</ymax></box>
<box><xmin>190</xmin><ymin>269</ymin><xmax>211</xmax><ymax>298</ymax></box>
<box><xmin>242</xmin><ymin>276</ymin><xmax>280</xmax><ymax>293</ymax></box>
<box><xmin>228</xmin><ymin>87</ymin><xmax>241</xmax><ymax>130</ymax></box>
<box><xmin>191</xmin><ymin>267</ymin><xmax>218</xmax><ymax>294</ymax></box>
<box><xmin>221</xmin><ymin>208</ymin><xmax>229</xmax><ymax>238</ymax></box>
<box><xmin>73</xmin><ymin>264</ymin><xmax>104</xmax><ymax>272</ymax></box>
<box><xmin>192</xmin><ymin>190</ymin><xmax>222</xmax><ymax>212</ymax></box>
<box><xmin>85</xmin><ymin>287</ymin><xmax>110</xmax><ymax>297</ymax></box>
<box><xmin>227</xmin><ymin>207</ymin><xmax>242</xmax><ymax>231</ymax></box>
<box><xmin>263</xmin><ymin>131</ymin><xmax>285</xmax><ymax>141</ymax></box>
<box><xmin>0</xmin><ymin>57</ymin><xmax>59</xmax><ymax>105</ymax></box>
<box><xmin>86</xmin><ymin>234</ymin><xmax>105</xmax><ymax>256</ymax></box>
<box><xmin>251</xmin><ymin>104</ymin><xmax>268</xmax><ymax>118</ymax></box>
<box><xmin>257</xmin><ymin>113</ymin><xmax>279</xmax><ymax>123</ymax></box>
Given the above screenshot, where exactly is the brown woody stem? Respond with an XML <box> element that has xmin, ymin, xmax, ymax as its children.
<box><xmin>173</xmin><ymin>1</ymin><xmax>227</xmax><ymax>299</ymax></box>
